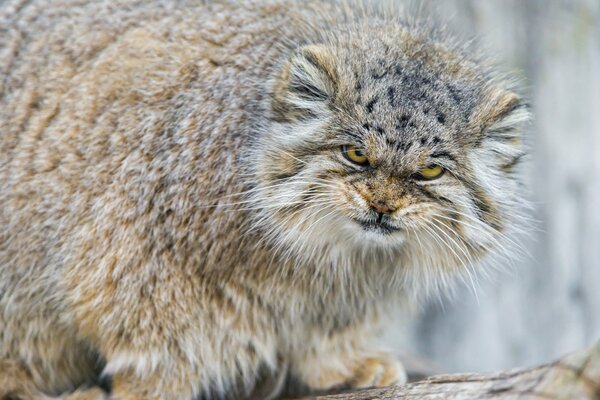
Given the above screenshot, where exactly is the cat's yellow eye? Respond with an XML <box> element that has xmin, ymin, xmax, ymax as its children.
<box><xmin>342</xmin><ymin>145</ymin><xmax>369</xmax><ymax>166</ymax></box>
<box><xmin>416</xmin><ymin>165</ymin><xmax>445</xmax><ymax>180</ymax></box>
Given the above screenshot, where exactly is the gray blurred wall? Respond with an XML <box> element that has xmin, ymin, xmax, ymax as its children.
<box><xmin>400</xmin><ymin>0</ymin><xmax>600</xmax><ymax>373</ymax></box>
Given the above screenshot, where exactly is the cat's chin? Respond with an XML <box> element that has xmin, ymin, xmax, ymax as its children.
<box><xmin>352</xmin><ymin>218</ymin><xmax>401</xmax><ymax>235</ymax></box>
<box><xmin>275</xmin><ymin>215</ymin><xmax>407</xmax><ymax>258</ymax></box>
<box><xmin>359</xmin><ymin>227</ymin><xmax>407</xmax><ymax>247</ymax></box>
<box><xmin>340</xmin><ymin>219</ymin><xmax>408</xmax><ymax>248</ymax></box>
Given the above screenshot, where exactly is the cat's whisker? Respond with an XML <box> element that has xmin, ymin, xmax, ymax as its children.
<box><xmin>247</xmin><ymin>199</ymin><xmax>339</xmax><ymax>251</ymax></box>
<box><xmin>433</xmin><ymin>206</ymin><xmax>530</xmax><ymax>261</ymax></box>
<box><xmin>431</xmin><ymin>212</ymin><xmax>518</xmax><ymax>269</ymax></box>
<box><xmin>430</xmin><ymin>211</ymin><xmax>521</xmax><ymax>273</ymax></box>
<box><xmin>276</xmin><ymin>149</ymin><xmax>308</xmax><ymax>165</ymax></box>
<box><xmin>432</xmin><ymin>213</ymin><xmax>512</xmax><ymax>253</ymax></box>
<box><xmin>417</xmin><ymin>222</ymin><xmax>465</xmax><ymax>295</ymax></box>
<box><xmin>226</xmin><ymin>195</ymin><xmax>336</xmax><ymax>212</ymax></box>
<box><xmin>426</xmin><ymin>219</ymin><xmax>481</xmax><ymax>303</ymax></box>
<box><xmin>200</xmin><ymin>182</ymin><xmax>340</xmax><ymax>209</ymax></box>
<box><xmin>422</xmin><ymin>221</ymin><xmax>476</xmax><ymax>296</ymax></box>
<box><xmin>197</xmin><ymin>178</ymin><xmax>340</xmax><ymax>204</ymax></box>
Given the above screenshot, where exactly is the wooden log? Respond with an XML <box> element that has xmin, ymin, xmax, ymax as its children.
<box><xmin>301</xmin><ymin>341</ymin><xmax>600</xmax><ymax>399</ymax></box>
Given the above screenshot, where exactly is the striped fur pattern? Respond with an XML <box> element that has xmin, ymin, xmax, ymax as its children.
<box><xmin>0</xmin><ymin>0</ymin><xmax>529</xmax><ymax>399</ymax></box>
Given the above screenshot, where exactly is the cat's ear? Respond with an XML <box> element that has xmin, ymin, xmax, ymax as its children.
<box><xmin>474</xmin><ymin>88</ymin><xmax>530</xmax><ymax>143</ymax></box>
<box><xmin>471</xmin><ymin>88</ymin><xmax>530</xmax><ymax>172</ymax></box>
<box><xmin>271</xmin><ymin>45</ymin><xmax>338</xmax><ymax>121</ymax></box>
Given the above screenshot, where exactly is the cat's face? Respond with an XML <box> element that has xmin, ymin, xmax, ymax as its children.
<box><xmin>250</xmin><ymin>33</ymin><xmax>528</xmax><ymax>284</ymax></box>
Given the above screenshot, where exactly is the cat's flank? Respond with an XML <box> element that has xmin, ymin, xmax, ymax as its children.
<box><xmin>0</xmin><ymin>0</ymin><xmax>528</xmax><ymax>399</ymax></box>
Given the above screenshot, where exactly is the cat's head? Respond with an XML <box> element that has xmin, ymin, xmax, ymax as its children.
<box><xmin>248</xmin><ymin>27</ymin><xmax>529</xmax><ymax>290</ymax></box>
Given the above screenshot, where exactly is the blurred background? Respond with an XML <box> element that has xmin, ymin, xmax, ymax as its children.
<box><xmin>392</xmin><ymin>0</ymin><xmax>600</xmax><ymax>374</ymax></box>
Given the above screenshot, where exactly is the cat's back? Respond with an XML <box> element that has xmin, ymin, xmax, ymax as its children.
<box><xmin>0</xmin><ymin>0</ymin><xmax>298</xmax><ymax>281</ymax></box>
<box><xmin>0</xmin><ymin>0</ymin><xmax>285</xmax><ymax>183</ymax></box>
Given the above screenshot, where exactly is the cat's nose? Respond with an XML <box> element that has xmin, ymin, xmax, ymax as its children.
<box><xmin>369</xmin><ymin>199</ymin><xmax>395</xmax><ymax>215</ymax></box>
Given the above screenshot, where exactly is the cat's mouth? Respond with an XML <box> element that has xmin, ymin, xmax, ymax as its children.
<box><xmin>353</xmin><ymin>217</ymin><xmax>402</xmax><ymax>235</ymax></box>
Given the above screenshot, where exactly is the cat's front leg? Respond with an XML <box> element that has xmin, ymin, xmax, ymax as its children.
<box><xmin>101</xmin><ymin>358</ymin><xmax>285</xmax><ymax>400</ymax></box>
<box><xmin>101</xmin><ymin>370</ymin><xmax>184</xmax><ymax>400</ymax></box>
<box><xmin>290</xmin><ymin>327</ymin><xmax>407</xmax><ymax>392</ymax></box>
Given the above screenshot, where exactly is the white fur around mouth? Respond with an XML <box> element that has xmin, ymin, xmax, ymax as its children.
<box><xmin>353</xmin><ymin>217</ymin><xmax>402</xmax><ymax>235</ymax></box>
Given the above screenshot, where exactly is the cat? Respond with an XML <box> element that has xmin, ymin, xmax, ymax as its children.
<box><xmin>0</xmin><ymin>0</ymin><xmax>529</xmax><ymax>398</ymax></box>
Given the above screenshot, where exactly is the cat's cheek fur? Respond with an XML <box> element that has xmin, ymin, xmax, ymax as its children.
<box><xmin>428</xmin><ymin>183</ymin><xmax>499</xmax><ymax>248</ymax></box>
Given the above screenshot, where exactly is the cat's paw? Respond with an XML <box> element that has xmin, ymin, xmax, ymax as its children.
<box><xmin>347</xmin><ymin>353</ymin><xmax>407</xmax><ymax>389</ymax></box>
<box><xmin>300</xmin><ymin>351</ymin><xmax>407</xmax><ymax>391</ymax></box>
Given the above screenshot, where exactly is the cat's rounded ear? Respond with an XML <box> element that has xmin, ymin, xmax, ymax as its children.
<box><xmin>470</xmin><ymin>88</ymin><xmax>530</xmax><ymax>172</ymax></box>
<box><xmin>271</xmin><ymin>45</ymin><xmax>338</xmax><ymax>121</ymax></box>
<box><xmin>472</xmin><ymin>88</ymin><xmax>530</xmax><ymax>143</ymax></box>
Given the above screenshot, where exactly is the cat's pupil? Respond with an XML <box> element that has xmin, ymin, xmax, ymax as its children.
<box><xmin>355</xmin><ymin>149</ymin><xmax>363</xmax><ymax>156</ymax></box>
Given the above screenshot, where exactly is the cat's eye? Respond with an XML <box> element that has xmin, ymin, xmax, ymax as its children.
<box><xmin>415</xmin><ymin>165</ymin><xmax>445</xmax><ymax>181</ymax></box>
<box><xmin>342</xmin><ymin>145</ymin><xmax>369</xmax><ymax>166</ymax></box>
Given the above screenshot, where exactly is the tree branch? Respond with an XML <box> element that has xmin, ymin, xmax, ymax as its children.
<box><xmin>304</xmin><ymin>341</ymin><xmax>600</xmax><ymax>399</ymax></box>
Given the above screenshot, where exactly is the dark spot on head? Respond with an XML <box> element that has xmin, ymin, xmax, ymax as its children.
<box><xmin>437</xmin><ymin>113</ymin><xmax>446</xmax><ymax>125</ymax></box>
<box><xmin>448</xmin><ymin>85</ymin><xmax>462</xmax><ymax>103</ymax></box>
<box><xmin>387</xmin><ymin>87</ymin><xmax>395</xmax><ymax>104</ymax></box>
<box><xmin>397</xmin><ymin>115</ymin><xmax>410</xmax><ymax>130</ymax></box>
<box><xmin>372</xmin><ymin>60</ymin><xmax>388</xmax><ymax>79</ymax></box>
<box><xmin>375</xmin><ymin>126</ymin><xmax>385</xmax><ymax>135</ymax></box>
<box><xmin>366</xmin><ymin>97</ymin><xmax>378</xmax><ymax>113</ymax></box>
<box><xmin>394</xmin><ymin>65</ymin><xmax>402</xmax><ymax>75</ymax></box>
<box><xmin>397</xmin><ymin>141</ymin><xmax>413</xmax><ymax>152</ymax></box>
<box><xmin>372</xmin><ymin>70</ymin><xmax>387</xmax><ymax>80</ymax></box>
<box><xmin>420</xmin><ymin>137</ymin><xmax>427</xmax><ymax>145</ymax></box>
<box><xmin>355</xmin><ymin>80</ymin><xmax>363</xmax><ymax>91</ymax></box>
<box><xmin>432</xmin><ymin>136</ymin><xmax>442</xmax><ymax>145</ymax></box>
<box><xmin>362</xmin><ymin>123</ymin><xmax>371</xmax><ymax>131</ymax></box>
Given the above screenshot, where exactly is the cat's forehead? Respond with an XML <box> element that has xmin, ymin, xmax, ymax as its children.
<box><xmin>334</xmin><ymin>48</ymin><xmax>482</xmax><ymax>163</ymax></box>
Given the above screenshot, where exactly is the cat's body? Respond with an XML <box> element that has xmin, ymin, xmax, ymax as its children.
<box><xmin>0</xmin><ymin>0</ymin><xmax>528</xmax><ymax>399</ymax></box>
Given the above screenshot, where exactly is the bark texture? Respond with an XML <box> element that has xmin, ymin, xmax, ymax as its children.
<box><xmin>302</xmin><ymin>341</ymin><xmax>600</xmax><ymax>399</ymax></box>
